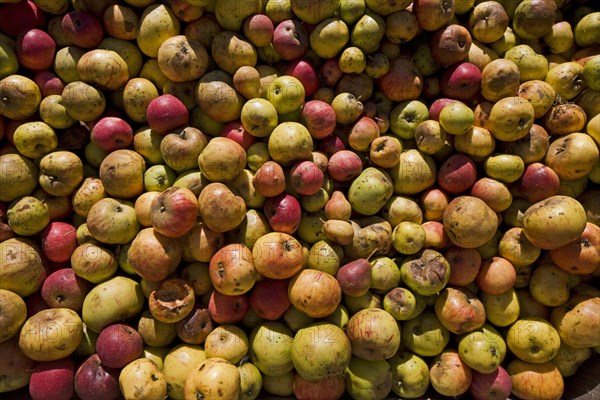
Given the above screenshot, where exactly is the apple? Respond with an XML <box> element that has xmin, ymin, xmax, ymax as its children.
<box><xmin>439</xmin><ymin>102</ymin><xmax>475</xmax><ymax>136</ymax></box>
<box><xmin>16</xmin><ymin>28</ymin><xmax>56</xmax><ymax>71</ymax></box>
<box><xmin>40</xmin><ymin>221</ymin><xmax>77</xmax><ymax>263</ymax></box>
<box><xmin>507</xmin><ymin>360</ymin><xmax>564</xmax><ymax>400</ymax></box>
<box><xmin>266</xmin><ymin>75</ymin><xmax>306</xmax><ymax>115</ymax></box>
<box><xmin>435</xmin><ymin>286</ymin><xmax>486</xmax><ymax>335</ymax></box>
<box><xmin>470</xmin><ymin>366</ymin><xmax>512</xmax><ymax>400</ymax></box>
<box><xmin>243</xmin><ymin>14</ymin><xmax>274</xmax><ymax>47</ymax></box>
<box><xmin>430</xmin><ymin>24</ymin><xmax>472</xmax><ymax>67</ymax></box>
<box><xmin>207</xmin><ymin>291</ymin><xmax>250</xmax><ymax>325</ymax></box>
<box><xmin>204</xmin><ymin>324</ymin><xmax>249</xmax><ymax>364</ymax></box>
<box><xmin>250</xmin><ymin>278</ymin><xmax>291</xmax><ymax>320</ymax></box>
<box><xmin>289</xmin><ymin>160</ymin><xmax>324</xmax><ymax>196</ymax></box>
<box><xmin>150</xmin><ymin>187</ymin><xmax>198</xmax><ymax>238</ymax></box>
<box><xmin>146</xmin><ymin>94</ymin><xmax>189</xmax><ymax>135</ymax></box>
<box><xmin>128</xmin><ymin>227</ymin><xmax>182</xmax><ymax>282</ymax></box>
<box><xmin>160</xmin><ymin>127</ymin><xmax>208</xmax><ymax>173</ymax></box>
<box><xmin>252</xmin><ymin>160</ymin><xmax>286</xmax><ymax>197</ymax></box>
<box><xmin>240</xmin><ymin>98</ymin><xmax>279</xmax><ymax>139</ymax></box>
<box><xmin>0</xmin><ymin>0</ymin><xmax>47</xmax><ymax>38</ymax></box>
<box><xmin>41</xmin><ymin>268</ymin><xmax>92</xmax><ymax>312</ymax></box>
<box><xmin>87</xmin><ymin>198</ymin><xmax>140</xmax><ymax>245</ymax></box>
<box><xmin>29</xmin><ymin>357</ymin><xmax>76</xmax><ymax>400</ymax></box>
<box><xmin>440</xmin><ymin>62</ymin><xmax>482</xmax><ymax>100</ymax></box>
<box><xmin>252</xmin><ymin>231</ymin><xmax>304</xmax><ymax>279</ymax></box>
<box><xmin>327</xmin><ymin>149</ymin><xmax>363</xmax><ymax>182</ymax></box>
<box><xmin>285</xmin><ymin>58</ymin><xmax>319</xmax><ymax>96</ymax></box>
<box><xmin>184</xmin><ymin>357</ymin><xmax>240</xmax><ymax>400</ymax></box>
<box><xmin>99</xmin><ymin>149</ymin><xmax>146</xmax><ymax>200</ymax></box>
<box><xmin>90</xmin><ymin>117</ymin><xmax>133</xmax><ymax>152</ymax></box>
<box><xmin>96</xmin><ymin>323</ymin><xmax>144</xmax><ymax>369</ymax></box>
<box><xmin>458</xmin><ymin>323</ymin><xmax>507</xmax><ymax>374</ymax></box>
<box><xmin>293</xmin><ymin>373</ymin><xmax>345</xmax><ymax>400</ymax></box>
<box><xmin>175</xmin><ymin>303</ymin><xmax>214</xmax><ymax>345</ymax></box>
<box><xmin>299</xmin><ymin>100</ymin><xmax>337</xmax><ymax>140</ymax></box>
<box><xmin>429</xmin><ymin>349</ymin><xmax>472</xmax><ymax>397</ymax></box>
<box><xmin>429</xmin><ymin>98</ymin><xmax>463</xmax><ymax>121</ymax></box>
<box><xmin>220</xmin><ymin>120</ymin><xmax>257</xmax><ymax>150</ymax></box>
<box><xmin>61</xmin><ymin>10</ymin><xmax>103</xmax><ymax>49</ymax></box>
<box><xmin>119</xmin><ymin>358</ymin><xmax>167</xmax><ymax>399</ymax></box>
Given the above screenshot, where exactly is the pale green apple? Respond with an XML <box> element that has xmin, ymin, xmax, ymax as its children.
<box><xmin>507</xmin><ymin>317</ymin><xmax>561</xmax><ymax>363</ymax></box>
<box><xmin>266</xmin><ymin>75</ymin><xmax>305</xmax><ymax>115</ymax></box>
<box><xmin>7</xmin><ymin>196</ymin><xmax>49</xmax><ymax>236</ymax></box>
<box><xmin>388</xmin><ymin>351</ymin><xmax>430</xmax><ymax>398</ymax></box>
<box><xmin>458</xmin><ymin>323</ymin><xmax>507</xmax><ymax>373</ymax></box>
<box><xmin>310</xmin><ymin>18</ymin><xmax>349</xmax><ymax>58</ymax></box>
<box><xmin>389</xmin><ymin>100</ymin><xmax>429</xmax><ymax>139</ymax></box>
<box><xmin>241</xmin><ymin>98</ymin><xmax>278</xmax><ymax>137</ymax></box>
<box><xmin>13</xmin><ymin>121</ymin><xmax>57</xmax><ymax>159</ymax></box>
<box><xmin>439</xmin><ymin>102</ymin><xmax>474</xmax><ymax>136</ymax></box>
<box><xmin>144</xmin><ymin>164</ymin><xmax>176</xmax><ymax>192</ymax></box>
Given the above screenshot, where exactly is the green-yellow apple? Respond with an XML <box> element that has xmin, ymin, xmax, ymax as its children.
<box><xmin>388</xmin><ymin>350</ymin><xmax>430</xmax><ymax>398</ymax></box>
<box><xmin>86</xmin><ymin>197</ymin><xmax>140</xmax><ymax>245</ymax></box>
<box><xmin>0</xmin><ymin>153</ymin><xmax>38</xmax><ymax>202</ymax></box>
<box><xmin>506</xmin><ymin>317</ymin><xmax>561</xmax><ymax>363</ymax></box>
<box><xmin>458</xmin><ymin>324</ymin><xmax>507</xmax><ymax>373</ymax></box>
<box><xmin>266</xmin><ymin>75</ymin><xmax>305</xmax><ymax>115</ymax></box>
<box><xmin>163</xmin><ymin>344</ymin><xmax>206</xmax><ymax>400</ymax></box>
<box><xmin>184</xmin><ymin>357</ymin><xmax>240</xmax><ymax>399</ymax></box>
<box><xmin>13</xmin><ymin>121</ymin><xmax>57</xmax><ymax>159</ymax></box>
<box><xmin>119</xmin><ymin>358</ymin><xmax>167</xmax><ymax>399</ymax></box>
<box><xmin>7</xmin><ymin>196</ymin><xmax>49</xmax><ymax>236</ymax></box>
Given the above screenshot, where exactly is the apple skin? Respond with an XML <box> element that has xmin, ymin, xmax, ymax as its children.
<box><xmin>90</xmin><ymin>117</ymin><xmax>134</xmax><ymax>152</ymax></box>
<box><xmin>146</xmin><ymin>94</ymin><xmax>190</xmax><ymax>135</ymax></box>
<box><xmin>96</xmin><ymin>323</ymin><xmax>144</xmax><ymax>369</ymax></box>
<box><xmin>285</xmin><ymin>59</ymin><xmax>319</xmax><ymax>97</ymax></box>
<box><xmin>440</xmin><ymin>62</ymin><xmax>482</xmax><ymax>100</ymax></box>
<box><xmin>29</xmin><ymin>357</ymin><xmax>76</xmax><ymax>400</ymax></box>
<box><xmin>470</xmin><ymin>366</ymin><xmax>512</xmax><ymax>400</ymax></box>
<box><xmin>272</xmin><ymin>19</ymin><xmax>309</xmax><ymax>61</ymax></box>
<box><xmin>40</xmin><ymin>221</ymin><xmax>77</xmax><ymax>263</ymax></box>
<box><xmin>207</xmin><ymin>291</ymin><xmax>250</xmax><ymax>325</ymax></box>
<box><xmin>41</xmin><ymin>268</ymin><xmax>92</xmax><ymax>312</ymax></box>
<box><xmin>437</xmin><ymin>154</ymin><xmax>478</xmax><ymax>194</ymax></box>
<box><xmin>61</xmin><ymin>10</ymin><xmax>103</xmax><ymax>49</ymax></box>
<box><xmin>220</xmin><ymin>120</ymin><xmax>256</xmax><ymax>150</ymax></box>
<box><xmin>74</xmin><ymin>353</ymin><xmax>121</xmax><ymax>400</ymax></box>
<box><xmin>515</xmin><ymin>162</ymin><xmax>560</xmax><ymax>203</ymax></box>
<box><xmin>290</xmin><ymin>160</ymin><xmax>324</xmax><ymax>196</ymax></box>
<box><xmin>250</xmin><ymin>278</ymin><xmax>291</xmax><ymax>320</ymax></box>
<box><xmin>16</xmin><ymin>28</ymin><xmax>56</xmax><ymax>71</ymax></box>
<box><xmin>301</xmin><ymin>100</ymin><xmax>337</xmax><ymax>139</ymax></box>
<box><xmin>327</xmin><ymin>150</ymin><xmax>363</xmax><ymax>182</ymax></box>
<box><xmin>150</xmin><ymin>187</ymin><xmax>198</xmax><ymax>238</ymax></box>
<box><xmin>263</xmin><ymin>193</ymin><xmax>302</xmax><ymax>235</ymax></box>
<box><xmin>0</xmin><ymin>0</ymin><xmax>47</xmax><ymax>38</ymax></box>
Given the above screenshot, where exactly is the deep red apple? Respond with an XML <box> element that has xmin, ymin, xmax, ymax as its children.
<box><xmin>40</xmin><ymin>222</ymin><xmax>77</xmax><ymax>263</ymax></box>
<box><xmin>96</xmin><ymin>323</ymin><xmax>144</xmax><ymax>369</ymax></box>
<box><xmin>90</xmin><ymin>117</ymin><xmax>134</xmax><ymax>152</ymax></box>
<box><xmin>429</xmin><ymin>98</ymin><xmax>464</xmax><ymax>121</ymax></box>
<box><xmin>285</xmin><ymin>59</ymin><xmax>319</xmax><ymax>96</ymax></box>
<box><xmin>327</xmin><ymin>150</ymin><xmax>363</xmax><ymax>182</ymax></box>
<box><xmin>146</xmin><ymin>94</ymin><xmax>189</xmax><ymax>135</ymax></box>
<box><xmin>301</xmin><ymin>100</ymin><xmax>337</xmax><ymax>139</ymax></box>
<box><xmin>207</xmin><ymin>291</ymin><xmax>250</xmax><ymax>324</ymax></box>
<box><xmin>470</xmin><ymin>366</ymin><xmax>512</xmax><ymax>400</ymax></box>
<box><xmin>290</xmin><ymin>160</ymin><xmax>324</xmax><ymax>196</ymax></box>
<box><xmin>0</xmin><ymin>0</ymin><xmax>46</xmax><ymax>38</ymax></box>
<box><xmin>318</xmin><ymin>134</ymin><xmax>347</xmax><ymax>157</ymax></box>
<box><xmin>319</xmin><ymin>57</ymin><xmax>344</xmax><ymax>87</ymax></box>
<box><xmin>437</xmin><ymin>153</ymin><xmax>478</xmax><ymax>194</ymax></box>
<box><xmin>41</xmin><ymin>268</ymin><xmax>92</xmax><ymax>312</ymax></box>
<box><xmin>220</xmin><ymin>120</ymin><xmax>256</xmax><ymax>150</ymax></box>
<box><xmin>74</xmin><ymin>354</ymin><xmax>121</xmax><ymax>400</ymax></box>
<box><xmin>263</xmin><ymin>193</ymin><xmax>302</xmax><ymax>235</ymax></box>
<box><xmin>515</xmin><ymin>162</ymin><xmax>560</xmax><ymax>203</ymax></box>
<box><xmin>16</xmin><ymin>28</ymin><xmax>56</xmax><ymax>71</ymax></box>
<box><xmin>272</xmin><ymin>19</ymin><xmax>309</xmax><ymax>60</ymax></box>
<box><xmin>29</xmin><ymin>357</ymin><xmax>76</xmax><ymax>400</ymax></box>
<box><xmin>440</xmin><ymin>62</ymin><xmax>482</xmax><ymax>101</ymax></box>
<box><xmin>61</xmin><ymin>10</ymin><xmax>104</xmax><ymax>49</ymax></box>
<box><xmin>250</xmin><ymin>278</ymin><xmax>291</xmax><ymax>320</ymax></box>
<box><xmin>33</xmin><ymin>70</ymin><xmax>65</xmax><ymax>97</ymax></box>
<box><xmin>150</xmin><ymin>186</ymin><xmax>199</xmax><ymax>238</ymax></box>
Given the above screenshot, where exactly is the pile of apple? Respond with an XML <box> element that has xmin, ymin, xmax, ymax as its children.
<box><xmin>1</xmin><ymin>0</ymin><xmax>600</xmax><ymax>399</ymax></box>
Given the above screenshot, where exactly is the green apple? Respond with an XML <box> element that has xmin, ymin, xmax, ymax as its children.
<box><xmin>392</xmin><ymin>221</ymin><xmax>426</xmax><ymax>255</ymax></box>
<box><xmin>439</xmin><ymin>102</ymin><xmax>474</xmax><ymax>136</ymax></box>
<box><xmin>39</xmin><ymin>94</ymin><xmax>77</xmax><ymax>129</ymax></box>
<box><xmin>401</xmin><ymin>311</ymin><xmax>450</xmax><ymax>357</ymax></box>
<box><xmin>0</xmin><ymin>153</ymin><xmax>38</xmax><ymax>202</ymax></box>
<box><xmin>238</xmin><ymin>362</ymin><xmax>262</xmax><ymax>400</ymax></box>
<box><xmin>144</xmin><ymin>164</ymin><xmax>176</xmax><ymax>192</ymax></box>
<box><xmin>345</xmin><ymin>357</ymin><xmax>392</xmax><ymax>400</ymax></box>
<box><xmin>241</xmin><ymin>98</ymin><xmax>278</xmax><ymax>137</ymax></box>
<box><xmin>481</xmin><ymin>288</ymin><xmax>520</xmax><ymax>327</ymax></box>
<box><xmin>249</xmin><ymin>321</ymin><xmax>294</xmax><ymax>377</ymax></box>
<box><xmin>458</xmin><ymin>323</ymin><xmax>507</xmax><ymax>373</ymax></box>
<box><xmin>388</xmin><ymin>350</ymin><xmax>430</xmax><ymax>398</ymax></box>
<box><xmin>583</xmin><ymin>55</ymin><xmax>600</xmax><ymax>91</ymax></box>
<box><xmin>543</xmin><ymin>21</ymin><xmax>574</xmax><ymax>54</ymax></box>
<box><xmin>13</xmin><ymin>121</ymin><xmax>58</xmax><ymax>159</ymax></box>
<box><xmin>484</xmin><ymin>153</ymin><xmax>525</xmax><ymax>183</ymax></box>
<box><xmin>506</xmin><ymin>317</ymin><xmax>561</xmax><ymax>364</ymax></box>
<box><xmin>331</xmin><ymin>92</ymin><xmax>364</xmax><ymax>124</ymax></box>
<box><xmin>0</xmin><ymin>289</ymin><xmax>26</xmax><ymax>344</ymax></box>
<box><xmin>389</xmin><ymin>100</ymin><xmax>429</xmax><ymax>139</ymax></box>
<box><xmin>310</xmin><ymin>18</ymin><xmax>349</xmax><ymax>58</ymax></box>
<box><xmin>339</xmin><ymin>0</ymin><xmax>366</xmax><ymax>25</ymax></box>
<box><xmin>266</xmin><ymin>75</ymin><xmax>305</xmax><ymax>115</ymax></box>
<box><xmin>7</xmin><ymin>196</ymin><xmax>49</xmax><ymax>236</ymax></box>
<box><xmin>0</xmin><ymin>40</ymin><xmax>17</xmax><ymax>79</ymax></box>
<box><xmin>142</xmin><ymin>346</ymin><xmax>169</xmax><ymax>370</ymax></box>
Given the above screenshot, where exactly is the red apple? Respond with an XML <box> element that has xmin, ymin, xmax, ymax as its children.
<box><xmin>40</xmin><ymin>222</ymin><xmax>77</xmax><ymax>263</ymax></box>
<box><xmin>445</xmin><ymin>246</ymin><xmax>482</xmax><ymax>287</ymax></box>
<box><xmin>29</xmin><ymin>357</ymin><xmax>76</xmax><ymax>400</ymax></box>
<box><xmin>470</xmin><ymin>366</ymin><xmax>512</xmax><ymax>400</ymax></box>
<box><xmin>253</xmin><ymin>160</ymin><xmax>287</xmax><ymax>197</ymax></box>
<box><xmin>250</xmin><ymin>278</ymin><xmax>291</xmax><ymax>320</ymax></box>
<box><xmin>285</xmin><ymin>59</ymin><xmax>319</xmax><ymax>96</ymax></box>
<box><xmin>422</xmin><ymin>220</ymin><xmax>450</xmax><ymax>249</ymax></box>
<box><xmin>74</xmin><ymin>354</ymin><xmax>121</xmax><ymax>400</ymax></box>
<box><xmin>0</xmin><ymin>0</ymin><xmax>46</xmax><ymax>38</ymax></box>
<box><xmin>150</xmin><ymin>187</ymin><xmax>199</xmax><ymax>238</ymax></box>
<box><xmin>293</xmin><ymin>373</ymin><xmax>346</xmax><ymax>400</ymax></box>
<box><xmin>434</xmin><ymin>286</ymin><xmax>486</xmax><ymax>335</ymax></box>
<box><xmin>243</xmin><ymin>14</ymin><xmax>274</xmax><ymax>47</ymax></box>
<box><xmin>16</xmin><ymin>28</ymin><xmax>56</xmax><ymax>71</ymax></box>
<box><xmin>327</xmin><ymin>150</ymin><xmax>363</xmax><ymax>182</ymax></box>
<box><xmin>429</xmin><ymin>98</ymin><xmax>463</xmax><ymax>121</ymax></box>
<box><xmin>440</xmin><ymin>62</ymin><xmax>482</xmax><ymax>101</ymax></box>
<box><xmin>263</xmin><ymin>193</ymin><xmax>302</xmax><ymax>235</ymax></box>
<box><xmin>90</xmin><ymin>117</ymin><xmax>134</xmax><ymax>152</ymax></box>
<box><xmin>207</xmin><ymin>291</ymin><xmax>250</xmax><ymax>324</ymax></box>
<box><xmin>220</xmin><ymin>120</ymin><xmax>256</xmax><ymax>150</ymax></box>
<box><xmin>318</xmin><ymin>134</ymin><xmax>346</xmax><ymax>157</ymax></box>
<box><xmin>146</xmin><ymin>94</ymin><xmax>189</xmax><ymax>135</ymax></box>
<box><xmin>290</xmin><ymin>160</ymin><xmax>324</xmax><ymax>196</ymax></box>
<box><xmin>272</xmin><ymin>19</ymin><xmax>308</xmax><ymax>60</ymax></box>
<box><xmin>515</xmin><ymin>162</ymin><xmax>560</xmax><ymax>203</ymax></box>
<box><xmin>33</xmin><ymin>70</ymin><xmax>65</xmax><ymax>97</ymax></box>
<box><xmin>301</xmin><ymin>100</ymin><xmax>337</xmax><ymax>139</ymax></box>
<box><xmin>41</xmin><ymin>268</ymin><xmax>92</xmax><ymax>312</ymax></box>
<box><xmin>437</xmin><ymin>153</ymin><xmax>478</xmax><ymax>194</ymax></box>
<box><xmin>430</xmin><ymin>24</ymin><xmax>472</xmax><ymax>67</ymax></box>
<box><xmin>61</xmin><ymin>10</ymin><xmax>104</xmax><ymax>49</ymax></box>
<box><xmin>319</xmin><ymin>57</ymin><xmax>344</xmax><ymax>87</ymax></box>
<box><xmin>96</xmin><ymin>323</ymin><xmax>144</xmax><ymax>369</ymax></box>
